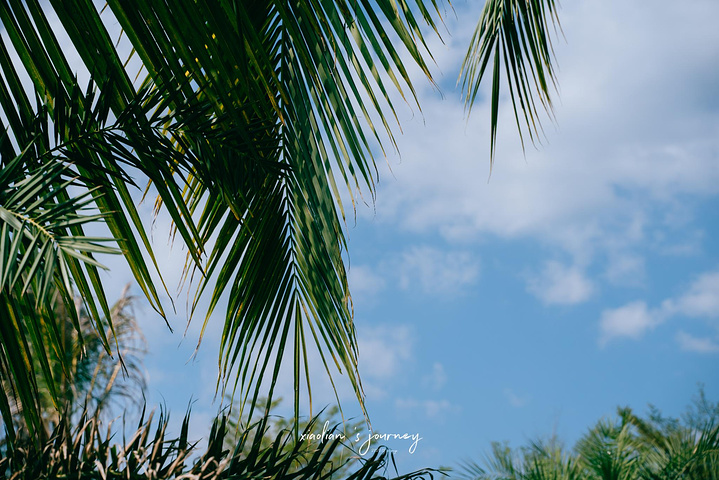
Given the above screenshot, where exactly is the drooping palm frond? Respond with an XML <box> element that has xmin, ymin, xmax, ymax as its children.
<box><xmin>0</xmin><ymin>0</ymin><xmax>198</xmax><ymax>439</ymax></box>
<box><xmin>0</xmin><ymin>71</ymin><xmax>212</xmax><ymax>441</ymax></box>
<box><xmin>79</xmin><ymin>0</ymin><xmax>448</xmax><ymax>423</ymax></box>
<box><xmin>0</xmin><ymin>0</ymin><xmax>179</xmax><ymax>317</ymax></box>
<box><xmin>2</xmin><ymin>0</ymin><xmax>565</xmax><ymax>447</ymax></box>
<box><xmin>41</xmin><ymin>0</ymin><xmax>450</xmax><ymax>420</ymax></box>
<box><xmin>1</xmin><ymin>0</ymin><xmax>452</xmax><ymax>440</ymax></box>
<box><xmin>0</xmin><ymin>156</ymin><xmax>117</xmax><ymax>307</ymax></box>
<box><xmin>461</xmin><ymin>0</ymin><xmax>561</xmax><ymax>164</ymax></box>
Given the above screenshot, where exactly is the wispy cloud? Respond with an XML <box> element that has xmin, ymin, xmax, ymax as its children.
<box><xmin>663</xmin><ymin>271</ymin><xmax>719</xmax><ymax>318</ymax></box>
<box><xmin>349</xmin><ymin>265</ymin><xmax>386</xmax><ymax>303</ymax></box>
<box><xmin>360</xmin><ymin>0</ymin><xmax>719</xmax><ymax>315</ymax></box>
<box><xmin>676</xmin><ymin>331</ymin><xmax>719</xmax><ymax>354</ymax></box>
<box><xmin>396</xmin><ymin>246</ymin><xmax>479</xmax><ymax>296</ymax></box>
<box><xmin>526</xmin><ymin>261</ymin><xmax>595</xmax><ymax>305</ymax></box>
<box><xmin>603</xmin><ymin>253</ymin><xmax>646</xmax><ymax>287</ymax></box>
<box><xmin>599</xmin><ymin>301</ymin><xmax>657</xmax><ymax>345</ymax></box>
<box><xmin>599</xmin><ymin>269</ymin><xmax>719</xmax><ymax>350</ymax></box>
<box><xmin>358</xmin><ymin>325</ymin><xmax>414</xmax><ymax>381</ymax></box>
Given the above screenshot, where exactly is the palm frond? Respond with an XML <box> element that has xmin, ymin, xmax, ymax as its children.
<box><xmin>622</xmin><ymin>407</ymin><xmax>719</xmax><ymax>480</ymax></box>
<box><xmin>0</xmin><ymin>150</ymin><xmax>119</xmax><ymax>441</ymax></box>
<box><xmin>574</xmin><ymin>417</ymin><xmax>639</xmax><ymax>480</ymax></box>
<box><xmin>69</xmin><ymin>0</ymin><xmax>447</xmax><ymax>422</ymax></box>
<box><xmin>1</xmin><ymin>0</ymin><xmax>455</xmax><ymax>438</ymax></box>
<box><xmin>461</xmin><ymin>0</ymin><xmax>561</xmax><ymax>165</ymax></box>
<box><xmin>0</xmin><ymin>408</ymin><xmax>440</xmax><ymax>479</ymax></box>
<box><xmin>0</xmin><ymin>156</ymin><xmax>117</xmax><ymax>305</ymax></box>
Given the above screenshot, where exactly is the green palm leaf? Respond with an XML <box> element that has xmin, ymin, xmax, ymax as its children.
<box><xmin>0</xmin><ymin>147</ymin><xmax>121</xmax><ymax>440</ymax></box>
<box><xmin>461</xmin><ymin>0</ymin><xmax>560</xmax><ymax>164</ymax></box>
<box><xmin>0</xmin><ymin>158</ymin><xmax>116</xmax><ymax>304</ymax></box>
<box><xmin>62</xmin><ymin>0</ymin><xmax>446</xmax><ymax>423</ymax></box>
<box><xmin>1</xmin><ymin>0</ymin><xmax>564</xmax><ymax>445</ymax></box>
<box><xmin>0</xmin><ymin>0</ymin><xmax>450</xmax><ymax>439</ymax></box>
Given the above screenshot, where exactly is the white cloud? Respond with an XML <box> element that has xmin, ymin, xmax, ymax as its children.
<box><xmin>396</xmin><ymin>246</ymin><xmax>479</xmax><ymax>296</ymax></box>
<box><xmin>348</xmin><ymin>265</ymin><xmax>386</xmax><ymax>302</ymax></box>
<box><xmin>359</xmin><ymin>0</ymin><xmax>719</xmax><ymax>298</ymax></box>
<box><xmin>604</xmin><ymin>253</ymin><xmax>646</xmax><ymax>287</ymax></box>
<box><xmin>357</xmin><ymin>325</ymin><xmax>413</xmax><ymax>381</ymax></box>
<box><xmin>676</xmin><ymin>331</ymin><xmax>719</xmax><ymax>354</ymax></box>
<box><xmin>665</xmin><ymin>271</ymin><xmax>719</xmax><ymax>318</ymax></box>
<box><xmin>599</xmin><ymin>269</ymin><xmax>719</xmax><ymax>349</ymax></box>
<box><xmin>599</xmin><ymin>301</ymin><xmax>657</xmax><ymax>345</ymax></box>
<box><xmin>526</xmin><ymin>261</ymin><xmax>595</xmax><ymax>305</ymax></box>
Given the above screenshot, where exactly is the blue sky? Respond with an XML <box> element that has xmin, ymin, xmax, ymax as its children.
<box><xmin>18</xmin><ymin>0</ymin><xmax>718</xmax><ymax>474</ymax></box>
<box><xmin>338</xmin><ymin>0</ymin><xmax>719</xmax><ymax>470</ymax></box>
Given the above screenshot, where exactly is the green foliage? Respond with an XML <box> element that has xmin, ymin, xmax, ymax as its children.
<box><xmin>461</xmin><ymin>0</ymin><xmax>560</xmax><ymax>163</ymax></box>
<box><xmin>0</xmin><ymin>0</ymin><xmax>451</xmax><ymax>440</ymax></box>
<box><xmin>0</xmin><ymin>409</ymin><xmax>439</xmax><ymax>480</ymax></box>
<box><xmin>0</xmin><ymin>73</ymin><xmax>192</xmax><ymax>441</ymax></box>
<box><xmin>460</xmin><ymin>390</ymin><xmax>719</xmax><ymax>480</ymax></box>
<box><xmin>36</xmin><ymin>287</ymin><xmax>147</xmax><ymax>427</ymax></box>
<box><xmin>0</xmin><ymin>0</ymin><xmax>564</xmax><ymax>448</ymax></box>
<box><xmin>1</xmin><ymin>288</ymin><xmax>146</xmax><ymax>446</ymax></box>
<box><xmin>459</xmin><ymin>437</ymin><xmax>580</xmax><ymax>480</ymax></box>
<box><xmin>224</xmin><ymin>398</ymin><xmax>367</xmax><ymax>478</ymax></box>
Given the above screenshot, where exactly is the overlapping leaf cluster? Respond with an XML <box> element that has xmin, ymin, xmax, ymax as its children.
<box><xmin>0</xmin><ymin>409</ymin><xmax>438</xmax><ymax>480</ymax></box>
<box><xmin>0</xmin><ymin>0</ymin><xmax>448</xmax><ymax>441</ymax></box>
<box><xmin>459</xmin><ymin>393</ymin><xmax>719</xmax><ymax>480</ymax></box>
<box><xmin>0</xmin><ymin>0</ymin><xmax>562</xmax><ymax>448</ymax></box>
